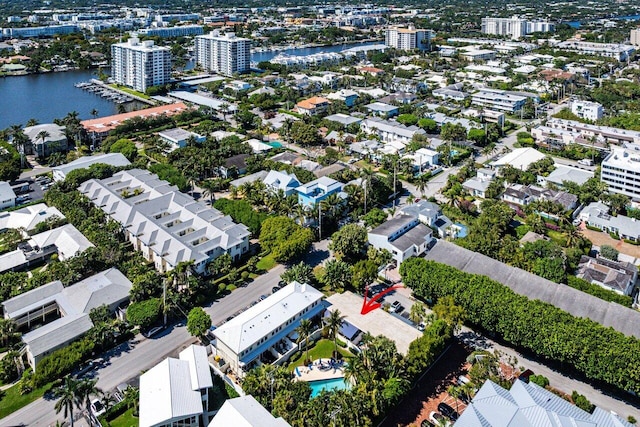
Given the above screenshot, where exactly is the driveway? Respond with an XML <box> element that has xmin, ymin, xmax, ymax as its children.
<box><xmin>580</xmin><ymin>226</ymin><xmax>640</xmax><ymax>259</ymax></box>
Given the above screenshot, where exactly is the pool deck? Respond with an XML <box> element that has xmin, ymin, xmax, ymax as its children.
<box><xmin>294</xmin><ymin>358</ymin><xmax>345</xmax><ymax>382</ymax></box>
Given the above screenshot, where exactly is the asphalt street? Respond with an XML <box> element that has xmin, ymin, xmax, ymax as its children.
<box><xmin>0</xmin><ymin>241</ymin><xmax>330</xmax><ymax>427</ymax></box>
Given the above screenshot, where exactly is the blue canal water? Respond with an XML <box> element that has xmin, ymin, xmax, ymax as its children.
<box><xmin>0</xmin><ymin>41</ymin><xmax>378</xmax><ymax>130</ymax></box>
<box><xmin>567</xmin><ymin>14</ymin><xmax>640</xmax><ymax>28</ymax></box>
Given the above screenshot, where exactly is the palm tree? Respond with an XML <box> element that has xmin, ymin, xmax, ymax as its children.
<box><xmin>409</xmin><ymin>303</ymin><xmax>426</xmax><ymax>325</ymax></box>
<box><xmin>76</xmin><ymin>378</ymin><xmax>101</xmax><ymax>417</ymax></box>
<box><xmin>36</xmin><ymin>130</ymin><xmax>50</xmax><ymax>158</ymax></box>
<box><xmin>325</xmin><ymin>309</ymin><xmax>346</xmax><ymax>359</ymax></box>
<box><xmin>90</xmin><ymin>108</ymin><xmax>99</xmax><ymax>119</ymax></box>
<box><xmin>415</xmin><ymin>175</ymin><xmax>428</xmax><ymax>198</ymax></box>
<box><xmin>54</xmin><ymin>376</ymin><xmax>81</xmax><ymax>427</ymax></box>
<box><xmin>26</xmin><ymin>118</ymin><xmax>39</xmax><ymax>127</ymax></box>
<box><xmin>296</xmin><ymin>319</ymin><xmax>314</xmax><ymax>365</ymax></box>
<box><xmin>123</xmin><ymin>386</ymin><xmax>140</xmax><ymax>416</ymax></box>
<box><xmin>0</xmin><ymin>319</ymin><xmax>16</xmax><ymax>347</ymax></box>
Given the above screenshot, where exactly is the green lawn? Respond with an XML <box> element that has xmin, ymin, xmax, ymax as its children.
<box><xmin>288</xmin><ymin>339</ymin><xmax>353</xmax><ymax>372</ymax></box>
<box><xmin>109</xmin><ymin>84</ymin><xmax>151</xmax><ymax>100</ymax></box>
<box><xmin>105</xmin><ymin>408</ymin><xmax>138</xmax><ymax>427</ymax></box>
<box><xmin>0</xmin><ymin>382</ymin><xmax>54</xmax><ymax>419</ymax></box>
<box><xmin>546</xmin><ymin>230</ymin><xmax>567</xmax><ymax>247</ymax></box>
<box><xmin>256</xmin><ymin>253</ymin><xmax>276</xmax><ymax>271</ymax></box>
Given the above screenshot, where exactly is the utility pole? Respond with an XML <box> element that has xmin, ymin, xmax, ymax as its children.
<box><xmin>318</xmin><ymin>202</ymin><xmax>322</xmax><ymax>240</ymax></box>
<box><xmin>163</xmin><ymin>278</ymin><xmax>167</xmax><ymax>325</ymax></box>
<box><xmin>393</xmin><ymin>161</ymin><xmax>397</xmax><ymax>209</ymax></box>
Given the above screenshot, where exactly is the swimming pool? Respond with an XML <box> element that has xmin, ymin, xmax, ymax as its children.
<box><xmin>308</xmin><ymin>377</ymin><xmax>350</xmax><ymax>397</ymax></box>
<box><xmin>268</xmin><ymin>141</ymin><xmax>283</xmax><ymax>148</ymax></box>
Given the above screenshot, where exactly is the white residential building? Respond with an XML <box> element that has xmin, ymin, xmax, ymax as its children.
<box><xmin>481</xmin><ymin>16</ymin><xmax>527</xmax><ymax>39</ymax></box>
<box><xmin>23</xmin><ymin>123</ymin><xmax>68</xmax><ymax>157</ymax></box>
<box><xmin>140</xmin><ymin>345</ymin><xmax>213</xmax><ymax>427</ymax></box>
<box><xmin>570</xmin><ymin>100</ymin><xmax>604</xmax><ymax>121</ymax></box>
<box><xmin>632</xmin><ymin>29</ymin><xmax>640</xmax><ymax>47</ymax></box>
<box><xmin>601</xmin><ymin>147</ymin><xmax>640</xmax><ymax>200</ymax></box>
<box><xmin>195</xmin><ymin>31</ymin><xmax>251</xmax><ymax>77</ymax></box>
<box><xmin>491</xmin><ymin>147</ymin><xmax>547</xmax><ymax>171</ymax></box>
<box><xmin>263</xmin><ymin>170</ymin><xmax>300</xmax><ymax>197</ymax></box>
<box><xmin>360</xmin><ymin>117</ymin><xmax>426</xmax><ymax>144</ymax></box>
<box><xmin>79</xmin><ymin>169</ymin><xmax>250</xmax><ymax>274</ymax></box>
<box><xmin>157</xmin><ymin>128</ymin><xmax>206</xmax><ymax>152</ymax></box>
<box><xmin>471</xmin><ymin>89</ymin><xmax>528</xmax><ymax>113</ymax></box>
<box><xmin>385</xmin><ymin>27</ymin><xmax>431</xmax><ymax>51</ymax></box>
<box><xmin>209</xmin><ymin>395</ymin><xmax>291</xmax><ymax>427</ymax></box>
<box><xmin>367</xmin><ymin>214</ymin><xmax>433</xmax><ymax>265</ymax></box>
<box><xmin>556</xmin><ymin>41</ymin><xmax>635</xmax><ymax>61</ymax></box>
<box><xmin>2</xmin><ymin>268</ymin><xmax>132</xmax><ymax>369</ymax></box>
<box><xmin>545</xmin><ymin>118</ymin><xmax>640</xmax><ymax>146</ymax></box>
<box><xmin>0</xmin><ymin>181</ymin><xmax>16</xmax><ymax>211</ymax></box>
<box><xmin>52</xmin><ymin>153</ymin><xmax>131</xmax><ymax>182</ymax></box>
<box><xmin>0</xmin><ymin>203</ymin><xmax>64</xmax><ymax>234</ymax></box>
<box><xmin>111</xmin><ymin>37</ymin><xmax>171</xmax><ymax>92</ymax></box>
<box><xmin>481</xmin><ymin>16</ymin><xmax>554</xmax><ymax>39</ymax></box>
<box><xmin>212</xmin><ymin>281</ymin><xmax>325</xmax><ymax>376</ymax></box>
<box><xmin>0</xmin><ymin>224</ymin><xmax>94</xmax><ymax>274</ymax></box>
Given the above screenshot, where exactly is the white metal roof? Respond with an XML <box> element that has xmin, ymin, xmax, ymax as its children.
<box><xmin>0</xmin><ymin>203</ymin><xmax>65</xmax><ymax>232</ymax></box>
<box><xmin>52</xmin><ymin>153</ymin><xmax>131</xmax><ymax>181</ymax></box>
<box><xmin>213</xmin><ymin>282</ymin><xmax>324</xmax><ymax>354</ymax></box>
<box><xmin>0</xmin><ymin>181</ymin><xmax>16</xmax><ymax>205</ymax></box>
<box><xmin>139</xmin><ymin>357</ymin><xmax>204</xmax><ymax>427</ymax></box>
<box><xmin>179</xmin><ymin>344</ymin><xmax>213</xmax><ymax>391</ymax></box>
<box><xmin>208</xmin><ymin>395</ymin><xmax>291</xmax><ymax>427</ymax></box>
<box><xmin>491</xmin><ymin>147</ymin><xmax>547</xmax><ymax>171</ymax></box>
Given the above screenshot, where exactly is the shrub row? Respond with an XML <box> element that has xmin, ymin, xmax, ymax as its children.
<box><xmin>400</xmin><ymin>258</ymin><xmax>640</xmax><ymax>394</ymax></box>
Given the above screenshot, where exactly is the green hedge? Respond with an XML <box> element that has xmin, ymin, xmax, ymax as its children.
<box><xmin>566</xmin><ymin>276</ymin><xmax>632</xmax><ymax>307</ymax></box>
<box><xmin>400</xmin><ymin>258</ymin><xmax>640</xmax><ymax>394</ymax></box>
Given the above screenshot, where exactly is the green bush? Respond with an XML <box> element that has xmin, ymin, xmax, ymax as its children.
<box><xmin>400</xmin><ymin>258</ymin><xmax>640</xmax><ymax>395</ymax></box>
<box><xmin>566</xmin><ymin>276</ymin><xmax>632</xmax><ymax>307</ymax></box>
<box><xmin>571</xmin><ymin>391</ymin><xmax>594</xmax><ymax>413</ymax></box>
<box><xmin>126</xmin><ymin>298</ymin><xmax>162</xmax><ymax>329</ymax></box>
<box><xmin>33</xmin><ymin>338</ymin><xmax>95</xmax><ymax>387</ymax></box>
<box><xmin>213</xmin><ymin>199</ymin><xmax>269</xmax><ymax>235</ymax></box>
<box><xmin>529</xmin><ymin>374</ymin><xmax>550</xmax><ymax>388</ymax></box>
<box><xmin>148</xmin><ymin>163</ymin><xmax>187</xmax><ymax>192</ymax></box>
<box><xmin>585</xmin><ymin>224</ymin><xmax>602</xmax><ymax>232</ymax></box>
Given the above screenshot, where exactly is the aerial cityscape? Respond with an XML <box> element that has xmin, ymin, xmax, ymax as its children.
<box><xmin>1</xmin><ymin>0</ymin><xmax>640</xmax><ymax>426</ymax></box>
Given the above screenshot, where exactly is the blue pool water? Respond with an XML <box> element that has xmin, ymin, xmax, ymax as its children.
<box><xmin>309</xmin><ymin>377</ymin><xmax>350</xmax><ymax>397</ymax></box>
<box><xmin>450</xmin><ymin>149</ymin><xmax>460</xmax><ymax>157</ymax></box>
<box><xmin>268</xmin><ymin>141</ymin><xmax>283</xmax><ymax>148</ymax></box>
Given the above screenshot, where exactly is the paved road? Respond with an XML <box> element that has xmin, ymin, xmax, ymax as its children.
<box><xmin>458</xmin><ymin>328</ymin><xmax>640</xmax><ymax>419</ymax></box>
<box><xmin>0</xmin><ymin>242</ymin><xmax>331</xmax><ymax>427</ymax></box>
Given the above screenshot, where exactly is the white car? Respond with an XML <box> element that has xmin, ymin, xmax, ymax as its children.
<box><xmin>90</xmin><ymin>398</ymin><xmax>106</xmax><ymax>417</ymax></box>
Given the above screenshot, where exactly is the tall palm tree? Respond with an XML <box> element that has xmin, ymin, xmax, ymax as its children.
<box><xmin>0</xmin><ymin>319</ymin><xmax>16</xmax><ymax>347</ymax></box>
<box><xmin>325</xmin><ymin>310</ymin><xmax>346</xmax><ymax>359</ymax></box>
<box><xmin>415</xmin><ymin>175</ymin><xmax>428</xmax><ymax>198</ymax></box>
<box><xmin>123</xmin><ymin>386</ymin><xmax>140</xmax><ymax>416</ymax></box>
<box><xmin>296</xmin><ymin>319</ymin><xmax>314</xmax><ymax>365</ymax></box>
<box><xmin>26</xmin><ymin>118</ymin><xmax>39</xmax><ymax>127</ymax></box>
<box><xmin>76</xmin><ymin>378</ymin><xmax>101</xmax><ymax>417</ymax></box>
<box><xmin>54</xmin><ymin>376</ymin><xmax>81</xmax><ymax>427</ymax></box>
<box><xmin>36</xmin><ymin>130</ymin><xmax>50</xmax><ymax>158</ymax></box>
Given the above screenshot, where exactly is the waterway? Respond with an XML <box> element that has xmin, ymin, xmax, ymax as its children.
<box><xmin>0</xmin><ymin>40</ymin><xmax>379</xmax><ymax>130</ymax></box>
<box><xmin>566</xmin><ymin>13</ymin><xmax>640</xmax><ymax>28</ymax></box>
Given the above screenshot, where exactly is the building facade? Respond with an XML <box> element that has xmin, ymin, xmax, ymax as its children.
<box><xmin>385</xmin><ymin>27</ymin><xmax>431</xmax><ymax>51</ymax></box>
<box><xmin>632</xmin><ymin>29</ymin><xmax>640</xmax><ymax>47</ymax></box>
<box><xmin>195</xmin><ymin>31</ymin><xmax>251</xmax><ymax>77</ymax></box>
<box><xmin>481</xmin><ymin>16</ymin><xmax>554</xmax><ymax>39</ymax></box>
<box><xmin>111</xmin><ymin>37</ymin><xmax>171</xmax><ymax>93</ymax></box>
<box><xmin>570</xmin><ymin>100</ymin><xmax>604</xmax><ymax>121</ymax></box>
<box><xmin>601</xmin><ymin>147</ymin><xmax>640</xmax><ymax>200</ymax></box>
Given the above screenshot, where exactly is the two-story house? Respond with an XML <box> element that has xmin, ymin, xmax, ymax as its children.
<box><xmin>295</xmin><ymin>176</ymin><xmax>345</xmax><ymax>208</ymax></box>
<box><xmin>368</xmin><ymin>214</ymin><xmax>433</xmax><ymax>265</ymax></box>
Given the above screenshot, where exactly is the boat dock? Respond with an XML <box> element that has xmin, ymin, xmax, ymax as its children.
<box><xmin>74</xmin><ymin>80</ymin><xmax>156</xmax><ymax>106</ymax></box>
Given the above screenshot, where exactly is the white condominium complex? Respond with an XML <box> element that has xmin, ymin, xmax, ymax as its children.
<box><xmin>79</xmin><ymin>169</ymin><xmax>250</xmax><ymax>274</ymax></box>
<box><xmin>601</xmin><ymin>147</ymin><xmax>640</xmax><ymax>200</ymax></box>
<box><xmin>482</xmin><ymin>16</ymin><xmax>554</xmax><ymax>39</ymax></box>
<box><xmin>631</xmin><ymin>29</ymin><xmax>640</xmax><ymax>47</ymax></box>
<box><xmin>110</xmin><ymin>37</ymin><xmax>171</xmax><ymax>93</ymax></box>
<box><xmin>195</xmin><ymin>31</ymin><xmax>251</xmax><ymax>77</ymax></box>
<box><xmin>385</xmin><ymin>27</ymin><xmax>431</xmax><ymax>51</ymax></box>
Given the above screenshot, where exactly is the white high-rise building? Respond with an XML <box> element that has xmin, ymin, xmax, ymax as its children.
<box><xmin>631</xmin><ymin>29</ymin><xmax>640</xmax><ymax>47</ymax></box>
<box><xmin>482</xmin><ymin>16</ymin><xmax>527</xmax><ymax>39</ymax></box>
<box><xmin>385</xmin><ymin>27</ymin><xmax>431</xmax><ymax>51</ymax></box>
<box><xmin>195</xmin><ymin>31</ymin><xmax>251</xmax><ymax>77</ymax></box>
<box><xmin>110</xmin><ymin>37</ymin><xmax>171</xmax><ymax>93</ymax></box>
<box><xmin>482</xmin><ymin>16</ymin><xmax>554</xmax><ymax>39</ymax></box>
<box><xmin>601</xmin><ymin>147</ymin><xmax>640</xmax><ymax>200</ymax></box>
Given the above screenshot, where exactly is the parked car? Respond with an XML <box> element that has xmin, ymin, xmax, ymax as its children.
<box><xmin>438</xmin><ymin>402</ymin><xmax>458</xmax><ymax>421</ymax></box>
<box><xmin>429</xmin><ymin>411</ymin><xmax>449</xmax><ymax>425</ymax></box>
<box><xmin>90</xmin><ymin>398</ymin><xmax>106</xmax><ymax>417</ymax></box>
<box><xmin>417</xmin><ymin>322</ymin><xmax>426</xmax><ymax>332</ymax></box>
<box><xmin>420</xmin><ymin>420</ymin><xmax>435</xmax><ymax>427</ymax></box>
<box><xmin>391</xmin><ymin>300</ymin><xmax>403</xmax><ymax>313</ymax></box>
<box><xmin>260</xmin><ymin>294</ymin><xmax>269</xmax><ymax>301</ymax></box>
<box><xmin>143</xmin><ymin>325</ymin><xmax>165</xmax><ymax>338</ymax></box>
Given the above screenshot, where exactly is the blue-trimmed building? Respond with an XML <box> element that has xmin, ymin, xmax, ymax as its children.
<box><xmin>295</xmin><ymin>176</ymin><xmax>345</xmax><ymax>208</ymax></box>
<box><xmin>212</xmin><ymin>282</ymin><xmax>325</xmax><ymax>377</ymax></box>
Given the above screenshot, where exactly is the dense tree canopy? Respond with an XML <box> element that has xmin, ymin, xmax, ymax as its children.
<box><xmin>259</xmin><ymin>216</ymin><xmax>314</xmax><ymax>263</ymax></box>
